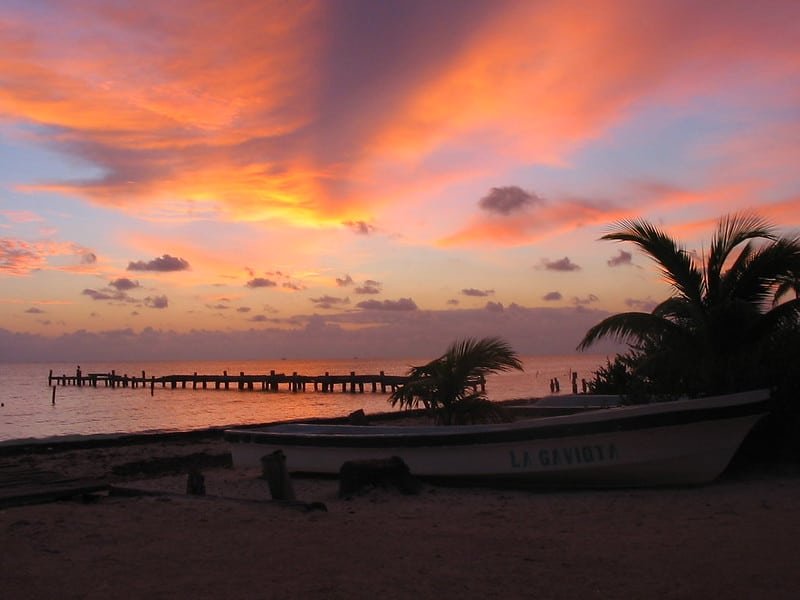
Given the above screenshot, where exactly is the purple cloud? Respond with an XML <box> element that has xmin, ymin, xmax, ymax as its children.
<box><xmin>343</xmin><ymin>220</ymin><xmax>375</xmax><ymax>235</ymax></box>
<box><xmin>607</xmin><ymin>250</ymin><xmax>633</xmax><ymax>267</ymax></box>
<box><xmin>144</xmin><ymin>295</ymin><xmax>168</xmax><ymax>309</ymax></box>
<box><xmin>82</xmin><ymin>288</ymin><xmax>126</xmax><ymax>301</ymax></box>
<box><xmin>110</xmin><ymin>277</ymin><xmax>139</xmax><ymax>291</ymax></box>
<box><xmin>336</xmin><ymin>274</ymin><xmax>354</xmax><ymax>287</ymax></box>
<box><xmin>355</xmin><ymin>280</ymin><xmax>382</xmax><ymax>294</ymax></box>
<box><xmin>310</xmin><ymin>295</ymin><xmax>350</xmax><ymax>309</ymax></box>
<box><xmin>127</xmin><ymin>254</ymin><xmax>190</xmax><ymax>272</ymax></box>
<box><xmin>462</xmin><ymin>288</ymin><xmax>494</xmax><ymax>297</ymax></box>
<box><xmin>479</xmin><ymin>186</ymin><xmax>543</xmax><ymax>215</ymax></box>
<box><xmin>625</xmin><ymin>297</ymin><xmax>658</xmax><ymax>312</ymax></box>
<box><xmin>542</xmin><ymin>257</ymin><xmax>581</xmax><ymax>272</ymax></box>
<box><xmin>485</xmin><ymin>301</ymin><xmax>504</xmax><ymax>312</ymax></box>
<box><xmin>542</xmin><ymin>291</ymin><xmax>562</xmax><ymax>301</ymax></box>
<box><xmin>246</xmin><ymin>277</ymin><xmax>277</xmax><ymax>288</ymax></box>
<box><xmin>572</xmin><ymin>294</ymin><xmax>599</xmax><ymax>305</ymax></box>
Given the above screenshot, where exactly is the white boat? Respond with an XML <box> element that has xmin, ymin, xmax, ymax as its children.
<box><xmin>224</xmin><ymin>389</ymin><xmax>769</xmax><ymax>487</ymax></box>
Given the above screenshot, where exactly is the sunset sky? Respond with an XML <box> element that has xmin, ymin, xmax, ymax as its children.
<box><xmin>1</xmin><ymin>0</ymin><xmax>799</xmax><ymax>362</ymax></box>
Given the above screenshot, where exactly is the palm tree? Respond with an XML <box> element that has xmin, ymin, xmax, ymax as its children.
<box><xmin>578</xmin><ymin>213</ymin><xmax>800</xmax><ymax>396</ymax></box>
<box><xmin>389</xmin><ymin>337</ymin><xmax>524</xmax><ymax>425</ymax></box>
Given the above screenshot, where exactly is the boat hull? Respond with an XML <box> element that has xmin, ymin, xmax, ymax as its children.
<box><xmin>225</xmin><ymin>389</ymin><xmax>769</xmax><ymax>487</ymax></box>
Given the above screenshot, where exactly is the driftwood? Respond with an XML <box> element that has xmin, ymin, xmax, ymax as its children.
<box><xmin>339</xmin><ymin>456</ymin><xmax>421</xmax><ymax>497</ymax></box>
<box><xmin>260</xmin><ymin>450</ymin><xmax>296</xmax><ymax>501</ymax></box>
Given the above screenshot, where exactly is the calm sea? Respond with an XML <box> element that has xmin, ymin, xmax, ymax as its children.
<box><xmin>0</xmin><ymin>354</ymin><xmax>609</xmax><ymax>444</ymax></box>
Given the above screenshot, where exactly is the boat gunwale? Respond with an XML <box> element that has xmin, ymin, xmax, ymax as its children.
<box><xmin>224</xmin><ymin>390</ymin><xmax>770</xmax><ymax>449</ymax></box>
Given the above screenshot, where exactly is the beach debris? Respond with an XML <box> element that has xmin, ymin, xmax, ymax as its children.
<box><xmin>186</xmin><ymin>469</ymin><xmax>206</xmax><ymax>495</ymax></box>
<box><xmin>111</xmin><ymin>452</ymin><xmax>232</xmax><ymax>477</ymax></box>
<box><xmin>338</xmin><ymin>456</ymin><xmax>421</xmax><ymax>497</ymax></box>
<box><xmin>272</xmin><ymin>499</ymin><xmax>328</xmax><ymax>512</ymax></box>
<box><xmin>347</xmin><ymin>408</ymin><xmax>369</xmax><ymax>425</ymax></box>
<box><xmin>260</xmin><ymin>450</ymin><xmax>296</xmax><ymax>501</ymax></box>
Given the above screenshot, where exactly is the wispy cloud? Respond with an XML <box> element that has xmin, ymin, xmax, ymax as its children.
<box><xmin>343</xmin><ymin>221</ymin><xmax>376</xmax><ymax>235</ymax></box>
<box><xmin>336</xmin><ymin>274</ymin><xmax>354</xmax><ymax>287</ymax></box>
<box><xmin>83</xmin><ymin>288</ymin><xmax>131</xmax><ymax>302</ymax></box>
<box><xmin>1</xmin><ymin>238</ymin><xmax>98</xmax><ymax>275</ymax></box>
<box><xmin>573</xmin><ymin>294</ymin><xmax>599</xmax><ymax>306</ymax></box>
<box><xmin>355</xmin><ymin>280</ymin><xmax>382</xmax><ymax>294</ymax></box>
<box><xmin>310</xmin><ymin>295</ymin><xmax>350</xmax><ymax>310</ymax></box>
<box><xmin>356</xmin><ymin>298</ymin><xmax>417</xmax><ymax>311</ymax></box>
<box><xmin>541</xmin><ymin>257</ymin><xmax>581</xmax><ymax>272</ymax></box>
<box><xmin>462</xmin><ymin>288</ymin><xmax>494</xmax><ymax>297</ymax></box>
<box><xmin>625</xmin><ymin>297</ymin><xmax>658</xmax><ymax>312</ymax></box>
<box><xmin>0</xmin><ymin>238</ymin><xmax>44</xmax><ymax>275</ymax></box>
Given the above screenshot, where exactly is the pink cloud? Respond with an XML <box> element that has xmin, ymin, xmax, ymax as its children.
<box><xmin>0</xmin><ymin>210</ymin><xmax>44</xmax><ymax>224</ymax></box>
<box><xmin>0</xmin><ymin>237</ymin><xmax>97</xmax><ymax>276</ymax></box>
<box><xmin>438</xmin><ymin>196</ymin><xmax>623</xmax><ymax>247</ymax></box>
<box><xmin>0</xmin><ymin>0</ymin><xmax>798</xmax><ymax>235</ymax></box>
<box><xmin>0</xmin><ymin>238</ymin><xmax>45</xmax><ymax>275</ymax></box>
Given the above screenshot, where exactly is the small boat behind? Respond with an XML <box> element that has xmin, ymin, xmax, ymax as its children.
<box><xmin>224</xmin><ymin>389</ymin><xmax>769</xmax><ymax>487</ymax></box>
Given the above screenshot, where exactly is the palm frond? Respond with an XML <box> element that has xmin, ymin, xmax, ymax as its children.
<box><xmin>601</xmin><ymin>219</ymin><xmax>703</xmax><ymax>306</ymax></box>
<box><xmin>577</xmin><ymin>312</ymin><xmax>685</xmax><ymax>350</ymax></box>
<box><xmin>651</xmin><ymin>296</ymin><xmax>702</xmax><ymax>324</ymax></box>
<box><xmin>723</xmin><ymin>236</ymin><xmax>800</xmax><ymax>309</ymax></box>
<box><xmin>749</xmin><ymin>297</ymin><xmax>800</xmax><ymax>343</ymax></box>
<box><xmin>442</xmin><ymin>337</ymin><xmax>524</xmax><ymax>376</ymax></box>
<box><xmin>707</xmin><ymin>212</ymin><xmax>775</xmax><ymax>299</ymax></box>
<box><xmin>389</xmin><ymin>337</ymin><xmax>522</xmax><ymax>424</ymax></box>
<box><xmin>774</xmin><ymin>274</ymin><xmax>800</xmax><ymax>305</ymax></box>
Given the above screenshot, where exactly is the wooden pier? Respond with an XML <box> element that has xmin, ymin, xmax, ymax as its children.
<box><xmin>47</xmin><ymin>369</ymin><xmax>486</xmax><ymax>395</ymax></box>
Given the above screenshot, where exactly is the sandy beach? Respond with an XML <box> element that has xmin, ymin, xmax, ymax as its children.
<box><xmin>2</xmin><ymin>434</ymin><xmax>800</xmax><ymax>599</ymax></box>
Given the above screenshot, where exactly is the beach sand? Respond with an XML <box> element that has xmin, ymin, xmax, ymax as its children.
<box><xmin>2</xmin><ymin>435</ymin><xmax>800</xmax><ymax>599</ymax></box>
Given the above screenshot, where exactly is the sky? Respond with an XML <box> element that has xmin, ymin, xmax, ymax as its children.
<box><xmin>1</xmin><ymin>0</ymin><xmax>800</xmax><ymax>362</ymax></box>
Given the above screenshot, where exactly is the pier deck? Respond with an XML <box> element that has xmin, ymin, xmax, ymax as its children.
<box><xmin>47</xmin><ymin>369</ymin><xmax>486</xmax><ymax>395</ymax></box>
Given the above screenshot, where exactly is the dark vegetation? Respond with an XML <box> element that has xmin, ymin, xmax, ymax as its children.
<box><xmin>579</xmin><ymin>213</ymin><xmax>800</xmax><ymax>462</ymax></box>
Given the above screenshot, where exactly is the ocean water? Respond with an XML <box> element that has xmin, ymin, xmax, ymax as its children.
<box><xmin>0</xmin><ymin>354</ymin><xmax>609</xmax><ymax>444</ymax></box>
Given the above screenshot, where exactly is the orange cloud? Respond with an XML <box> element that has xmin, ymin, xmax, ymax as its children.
<box><xmin>363</xmin><ymin>1</ymin><xmax>800</xmax><ymax>213</ymax></box>
<box><xmin>2</xmin><ymin>0</ymin><xmax>800</xmax><ymax>235</ymax></box>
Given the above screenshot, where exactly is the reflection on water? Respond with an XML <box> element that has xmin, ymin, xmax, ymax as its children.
<box><xmin>0</xmin><ymin>354</ymin><xmax>608</xmax><ymax>443</ymax></box>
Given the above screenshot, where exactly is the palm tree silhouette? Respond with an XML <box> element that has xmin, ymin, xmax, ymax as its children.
<box><xmin>578</xmin><ymin>213</ymin><xmax>800</xmax><ymax>395</ymax></box>
<box><xmin>390</xmin><ymin>337</ymin><xmax>524</xmax><ymax>424</ymax></box>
